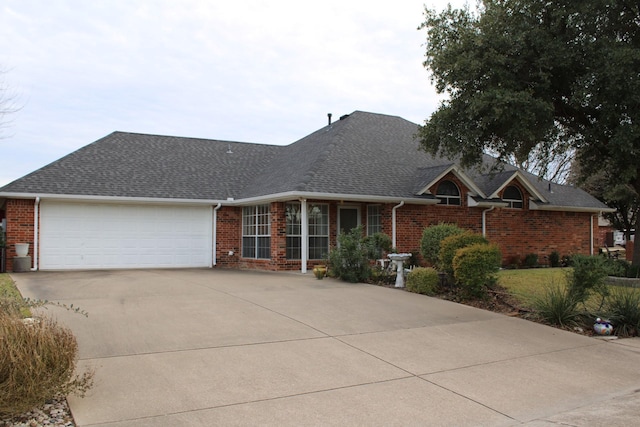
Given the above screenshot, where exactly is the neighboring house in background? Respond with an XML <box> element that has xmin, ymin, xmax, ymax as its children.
<box><xmin>0</xmin><ymin>111</ymin><xmax>614</xmax><ymax>272</ymax></box>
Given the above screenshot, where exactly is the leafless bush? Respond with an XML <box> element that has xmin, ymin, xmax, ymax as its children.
<box><xmin>0</xmin><ymin>308</ymin><xmax>94</xmax><ymax>415</ymax></box>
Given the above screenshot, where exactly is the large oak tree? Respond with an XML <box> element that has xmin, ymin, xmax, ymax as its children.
<box><xmin>418</xmin><ymin>0</ymin><xmax>640</xmax><ymax>264</ymax></box>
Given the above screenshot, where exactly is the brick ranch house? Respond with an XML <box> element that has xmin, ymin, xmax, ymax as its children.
<box><xmin>0</xmin><ymin>111</ymin><xmax>613</xmax><ymax>273</ymax></box>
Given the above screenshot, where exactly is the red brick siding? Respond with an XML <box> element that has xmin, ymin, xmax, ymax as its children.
<box><xmin>5</xmin><ymin>199</ymin><xmax>36</xmax><ymax>271</ymax></box>
<box><xmin>4</xmin><ymin>197</ymin><xmax>597</xmax><ymax>272</ymax></box>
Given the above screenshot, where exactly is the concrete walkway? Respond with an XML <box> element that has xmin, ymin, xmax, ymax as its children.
<box><xmin>12</xmin><ymin>269</ymin><xmax>640</xmax><ymax>426</ymax></box>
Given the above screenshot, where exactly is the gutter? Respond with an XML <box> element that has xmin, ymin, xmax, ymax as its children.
<box><xmin>392</xmin><ymin>201</ymin><xmax>405</xmax><ymax>249</ymax></box>
<box><xmin>31</xmin><ymin>197</ymin><xmax>40</xmax><ymax>271</ymax></box>
<box><xmin>212</xmin><ymin>203</ymin><xmax>222</xmax><ymax>266</ymax></box>
<box><xmin>482</xmin><ymin>206</ymin><xmax>495</xmax><ymax>237</ymax></box>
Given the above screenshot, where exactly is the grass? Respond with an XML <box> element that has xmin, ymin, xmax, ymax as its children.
<box><xmin>498</xmin><ymin>267</ymin><xmax>568</xmax><ymax>308</ymax></box>
<box><xmin>0</xmin><ymin>273</ymin><xmax>31</xmax><ymax>317</ymax></box>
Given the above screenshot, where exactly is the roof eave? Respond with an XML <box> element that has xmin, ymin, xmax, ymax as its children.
<box><xmin>529</xmin><ymin>200</ymin><xmax>616</xmax><ymax>213</ymax></box>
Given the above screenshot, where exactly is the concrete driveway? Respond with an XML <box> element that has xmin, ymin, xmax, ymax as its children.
<box><xmin>12</xmin><ymin>269</ymin><xmax>640</xmax><ymax>426</ymax></box>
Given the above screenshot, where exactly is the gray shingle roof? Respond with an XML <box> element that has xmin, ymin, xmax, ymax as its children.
<box><xmin>0</xmin><ymin>111</ymin><xmax>610</xmax><ymax>211</ymax></box>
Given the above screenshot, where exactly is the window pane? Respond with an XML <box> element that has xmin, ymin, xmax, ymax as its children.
<box><xmin>257</xmin><ymin>237</ymin><xmax>270</xmax><ymax>259</ymax></box>
<box><xmin>367</xmin><ymin>205</ymin><xmax>381</xmax><ymax>236</ymax></box>
<box><xmin>286</xmin><ymin>236</ymin><xmax>301</xmax><ymax>259</ymax></box>
<box><xmin>309</xmin><ymin>237</ymin><xmax>328</xmax><ymax>259</ymax></box>
<box><xmin>242</xmin><ymin>237</ymin><xmax>255</xmax><ymax>258</ymax></box>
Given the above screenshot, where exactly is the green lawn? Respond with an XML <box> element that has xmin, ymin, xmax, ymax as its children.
<box><xmin>0</xmin><ymin>273</ymin><xmax>30</xmax><ymax>317</ymax></box>
<box><xmin>498</xmin><ymin>267</ymin><xmax>568</xmax><ymax>308</ymax></box>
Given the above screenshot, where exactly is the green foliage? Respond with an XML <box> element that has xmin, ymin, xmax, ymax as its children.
<box><xmin>566</xmin><ymin>254</ymin><xmax>610</xmax><ymax>304</ymax></box>
<box><xmin>523</xmin><ymin>253</ymin><xmax>538</xmax><ymax>268</ymax></box>
<box><xmin>452</xmin><ymin>243</ymin><xmax>502</xmax><ymax>298</ymax></box>
<box><xmin>406</xmin><ymin>267</ymin><xmax>439</xmax><ymax>296</ymax></box>
<box><xmin>327</xmin><ymin>226</ymin><xmax>371</xmax><ymax>283</ymax></box>
<box><xmin>549</xmin><ymin>251</ymin><xmax>560</xmax><ymax>268</ymax></box>
<box><xmin>603</xmin><ymin>258</ymin><xmax>630</xmax><ymax>278</ymax></box>
<box><xmin>439</xmin><ymin>231</ymin><xmax>488</xmax><ymax>274</ymax></box>
<box><xmin>533</xmin><ymin>282</ymin><xmax>582</xmax><ymax>328</ymax></box>
<box><xmin>0</xmin><ymin>312</ymin><xmax>94</xmax><ymax>415</ymax></box>
<box><xmin>420</xmin><ymin>223</ymin><xmax>464</xmax><ymax>266</ymax></box>
<box><xmin>418</xmin><ymin>0</ymin><xmax>640</xmax><ymax>265</ymax></box>
<box><xmin>364</xmin><ymin>232</ymin><xmax>392</xmax><ymax>259</ymax></box>
<box><xmin>604</xmin><ymin>287</ymin><xmax>640</xmax><ymax>337</ymax></box>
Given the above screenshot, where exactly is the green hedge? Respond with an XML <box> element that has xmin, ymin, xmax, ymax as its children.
<box><xmin>406</xmin><ymin>267</ymin><xmax>439</xmax><ymax>295</ymax></box>
<box><xmin>439</xmin><ymin>231</ymin><xmax>489</xmax><ymax>274</ymax></box>
<box><xmin>419</xmin><ymin>223</ymin><xmax>464</xmax><ymax>266</ymax></box>
<box><xmin>453</xmin><ymin>243</ymin><xmax>502</xmax><ymax>298</ymax></box>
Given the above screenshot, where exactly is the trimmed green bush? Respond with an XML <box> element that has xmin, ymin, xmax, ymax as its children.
<box><xmin>549</xmin><ymin>251</ymin><xmax>560</xmax><ymax>268</ymax></box>
<box><xmin>406</xmin><ymin>267</ymin><xmax>439</xmax><ymax>295</ymax></box>
<box><xmin>439</xmin><ymin>231</ymin><xmax>488</xmax><ymax>274</ymax></box>
<box><xmin>452</xmin><ymin>243</ymin><xmax>501</xmax><ymax>298</ymax></box>
<box><xmin>0</xmin><ymin>312</ymin><xmax>94</xmax><ymax>415</ymax></box>
<box><xmin>364</xmin><ymin>232</ymin><xmax>392</xmax><ymax>259</ymax></box>
<box><xmin>523</xmin><ymin>253</ymin><xmax>538</xmax><ymax>268</ymax></box>
<box><xmin>419</xmin><ymin>223</ymin><xmax>464</xmax><ymax>266</ymax></box>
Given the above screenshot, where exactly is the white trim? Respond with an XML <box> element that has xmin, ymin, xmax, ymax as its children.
<box><xmin>415</xmin><ymin>165</ymin><xmax>486</xmax><ymax>198</ymax></box>
<box><xmin>300</xmin><ymin>199</ymin><xmax>308</xmax><ymax>274</ymax></box>
<box><xmin>488</xmin><ymin>170</ymin><xmax>548</xmax><ymax>203</ymax></box>
<box><xmin>529</xmin><ymin>200</ymin><xmax>616</xmax><ymax>213</ymax></box>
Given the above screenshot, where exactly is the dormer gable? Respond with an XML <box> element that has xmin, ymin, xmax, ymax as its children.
<box><xmin>414</xmin><ymin>164</ymin><xmax>486</xmax><ymax>198</ymax></box>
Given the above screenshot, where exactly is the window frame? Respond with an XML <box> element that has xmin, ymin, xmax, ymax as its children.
<box><xmin>242</xmin><ymin>204</ymin><xmax>271</xmax><ymax>259</ymax></box>
<box><xmin>285</xmin><ymin>202</ymin><xmax>329</xmax><ymax>260</ymax></box>
<box><xmin>436</xmin><ymin>180</ymin><xmax>461</xmax><ymax>206</ymax></box>
<box><xmin>503</xmin><ymin>185</ymin><xmax>524</xmax><ymax>209</ymax></box>
<box><xmin>367</xmin><ymin>205</ymin><xmax>382</xmax><ymax>236</ymax></box>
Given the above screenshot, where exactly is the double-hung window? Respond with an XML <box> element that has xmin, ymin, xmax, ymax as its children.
<box><xmin>367</xmin><ymin>205</ymin><xmax>382</xmax><ymax>236</ymax></box>
<box><xmin>286</xmin><ymin>203</ymin><xmax>329</xmax><ymax>260</ymax></box>
<box><xmin>242</xmin><ymin>205</ymin><xmax>271</xmax><ymax>259</ymax></box>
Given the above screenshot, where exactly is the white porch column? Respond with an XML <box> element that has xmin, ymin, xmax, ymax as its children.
<box><xmin>300</xmin><ymin>199</ymin><xmax>308</xmax><ymax>273</ymax></box>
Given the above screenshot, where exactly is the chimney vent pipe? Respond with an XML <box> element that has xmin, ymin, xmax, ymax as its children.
<box><xmin>328</xmin><ymin>113</ymin><xmax>332</xmax><ymax>125</ymax></box>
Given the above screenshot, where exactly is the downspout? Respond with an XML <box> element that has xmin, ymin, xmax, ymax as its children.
<box><xmin>482</xmin><ymin>206</ymin><xmax>495</xmax><ymax>238</ymax></box>
<box><xmin>392</xmin><ymin>201</ymin><xmax>404</xmax><ymax>249</ymax></box>
<box><xmin>300</xmin><ymin>199</ymin><xmax>308</xmax><ymax>273</ymax></box>
<box><xmin>212</xmin><ymin>203</ymin><xmax>222</xmax><ymax>267</ymax></box>
<box><xmin>591</xmin><ymin>214</ymin><xmax>595</xmax><ymax>256</ymax></box>
<box><xmin>31</xmin><ymin>197</ymin><xmax>40</xmax><ymax>271</ymax></box>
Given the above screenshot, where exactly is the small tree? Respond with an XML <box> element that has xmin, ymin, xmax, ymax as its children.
<box><xmin>420</xmin><ymin>223</ymin><xmax>464</xmax><ymax>266</ymax></box>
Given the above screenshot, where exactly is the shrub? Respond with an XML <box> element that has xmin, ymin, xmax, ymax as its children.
<box><xmin>419</xmin><ymin>223</ymin><xmax>464</xmax><ymax>266</ymax></box>
<box><xmin>406</xmin><ymin>267</ymin><xmax>439</xmax><ymax>295</ymax></box>
<box><xmin>549</xmin><ymin>251</ymin><xmax>560</xmax><ymax>268</ymax></box>
<box><xmin>533</xmin><ymin>283</ymin><xmax>582</xmax><ymax>327</ymax></box>
<box><xmin>0</xmin><ymin>312</ymin><xmax>94</xmax><ymax>415</ymax></box>
<box><xmin>364</xmin><ymin>232</ymin><xmax>392</xmax><ymax>259</ymax></box>
<box><xmin>452</xmin><ymin>243</ymin><xmax>501</xmax><ymax>298</ymax></box>
<box><xmin>566</xmin><ymin>254</ymin><xmax>610</xmax><ymax>304</ymax></box>
<box><xmin>604</xmin><ymin>287</ymin><xmax>640</xmax><ymax>337</ymax></box>
<box><xmin>439</xmin><ymin>231</ymin><xmax>488</xmax><ymax>274</ymax></box>
<box><xmin>523</xmin><ymin>253</ymin><xmax>538</xmax><ymax>268</ymax></box>
<box><xmin>327</xmin><ymin>226</ymin><xmax>371</xmax><ymax>283</ymax></box>
<box><xmin>603</xmin><ymin>258</ymin><xmax>630</xmax><ymax>278</ymax></box>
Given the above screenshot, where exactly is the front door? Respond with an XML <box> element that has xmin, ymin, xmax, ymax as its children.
<box><xmin>338</xmin><ymin>207</ymin><xmax>360</xmax><ymax>235</ymax></box>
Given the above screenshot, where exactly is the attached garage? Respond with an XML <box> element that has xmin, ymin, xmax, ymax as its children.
<box><xmin>39</xmin><ymin>201</ymin><xmax>213</xmax><ymax>270</ymax></box>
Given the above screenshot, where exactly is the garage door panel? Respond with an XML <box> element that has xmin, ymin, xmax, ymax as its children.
<box><xmin>40</xmin><ymin>202</ymin><xmax>213</xmax><ymax>270</ymax></box>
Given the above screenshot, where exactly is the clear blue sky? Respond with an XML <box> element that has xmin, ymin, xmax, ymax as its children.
<box><xmin>0</xmin><ymin>0</ymin><xmax>464</xmax><ymax>186</ymax></box>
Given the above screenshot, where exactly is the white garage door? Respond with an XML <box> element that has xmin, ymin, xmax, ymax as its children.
<box><xmin>40</xmin><ymin>201</ymin><xmax>213</xmax><ymax>270</ymax></box>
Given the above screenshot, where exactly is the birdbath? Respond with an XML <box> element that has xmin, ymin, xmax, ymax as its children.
<box><xmin>388</xmin><ymin>253</ymin><xmax>412</xmax><ymax>288</ymax></box>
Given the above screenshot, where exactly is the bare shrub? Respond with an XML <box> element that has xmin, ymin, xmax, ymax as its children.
<box><xmin>0</xmin><ymin>309</ymin><xmax>94</xmax><ymax>415</ymax></box>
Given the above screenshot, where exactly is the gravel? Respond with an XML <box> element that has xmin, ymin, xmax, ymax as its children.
<box><xmin>0</xmin><ymin>396</ymin><xmax>75</xmax><ymax>427</ymax></box>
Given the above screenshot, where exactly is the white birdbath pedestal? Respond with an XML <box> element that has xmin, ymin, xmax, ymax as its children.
<box><xmin>388</xmin><ymin>253</ymin><xmax>411</xmax><ymax>288</ymax></box>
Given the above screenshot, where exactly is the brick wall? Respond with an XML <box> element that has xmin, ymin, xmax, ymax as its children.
<box><xmin>4</xmin><ymin>199</ymin><xmax>36</xmax><ymax>271</ymax></box>
<box><xmin>4</xmin><ymin>197</ymin><xmax>598</xmax><ymax>272</ymax></box>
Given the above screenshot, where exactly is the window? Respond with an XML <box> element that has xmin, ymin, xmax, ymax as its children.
<box><xmin>367</xmin><ymin>205</ymin><xmax>382</xmax><ymax>236</ymax></box>
<box><xmin>242</xmin><ymin>205</ymin><xmax>271</xmax><ymax>259</ymax></box>
<box><xmin>436</xmin><ymin>180</ymin><xmax>461</xmax><ymax>205</ymax></box>
<box><xmin>285</xmin><ymin>203</ymin><xmax>301</xmax><ymax>259</ymax></box>
<box><xmin>308</xmin><ymin>204</ymin><xmax>329</xmax><ymax>259</ymax></box>
<box><xmin>503</xmin><ymin>185</ymin><xmax>523</xmax><ymax>209</ymax></box>
<box><xmin>285</xmin><ymin>203</ymin><xmax>329</xmax><ymax>260</ymax></box>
